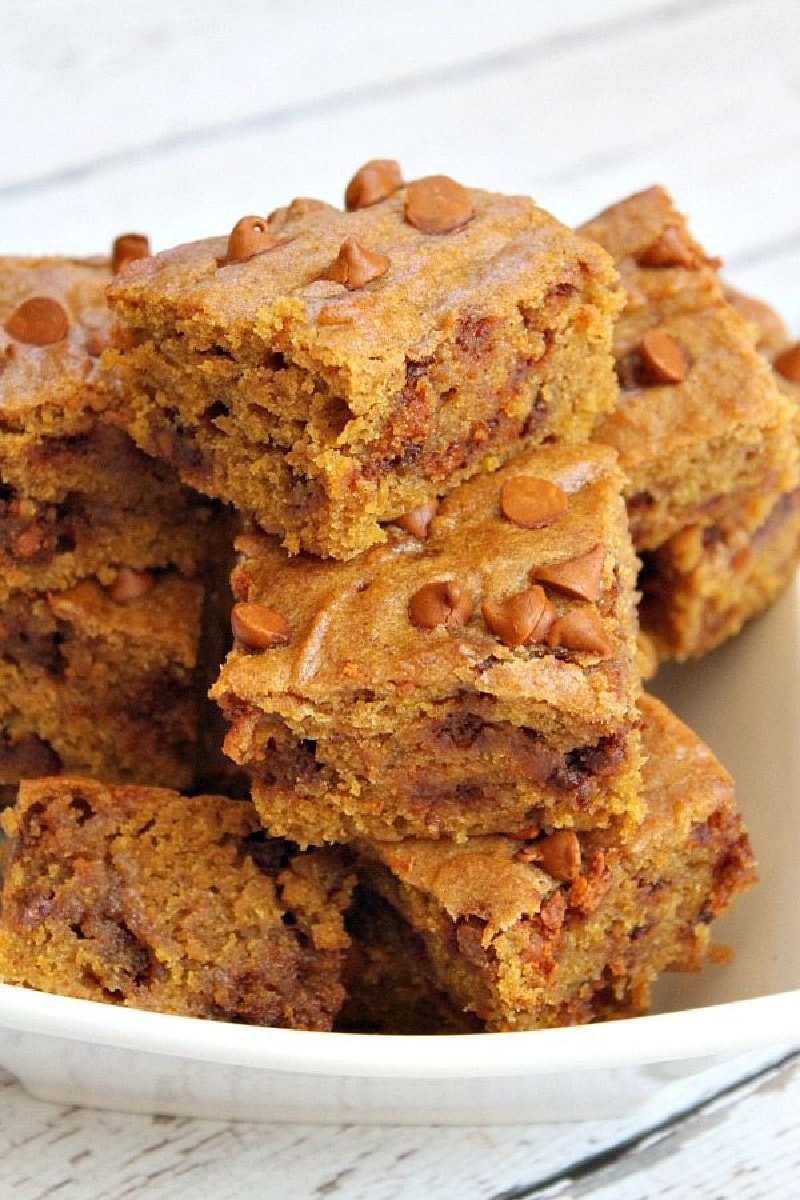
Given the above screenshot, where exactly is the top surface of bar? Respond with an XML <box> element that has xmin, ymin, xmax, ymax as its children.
<box><xmin>1</xmin><ymin>256</ymin><xmax>113</xmax><ymax>422</ymax></box>
<box><xmin>580</xmin><ymin>186</ymin><xmax>792</xmax><ymax>445</ymax></box>
<box><xmin>109</xmin><ymin>184</ymin><xmax>618</xmax><ymax>400</ymax></box>
<box><xmin>216</xmin><ymin>440</ymin><xmax>638</xmax><ymax>726</ymax></box>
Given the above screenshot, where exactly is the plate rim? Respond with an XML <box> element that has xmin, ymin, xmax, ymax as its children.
<box><xmin>1</xmin><ymin>982</ymin><xmax>798</xmax><ymax>1080</ymax></box>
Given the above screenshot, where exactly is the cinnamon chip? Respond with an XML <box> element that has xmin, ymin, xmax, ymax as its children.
<box><xmin>404</xmin><ymin>175</ymin><xmax>473</xmax><ymax>235</ymax></box>
<box><xmin>774</xmin><ymin>342</ymin><xmax>800</xmax><ymax>384</ymax></box>
<box><xmin>500</xmin><ymin>476</ymin><xmax>568</xmax><ymax>529</ymax></box>
<box><xmin>636</xmin><ymin>226</ymin><xmax>701</xmax><ymax>270</ymax></box>
<box><xmin>231</xmin><ymin>602</ymin><xmax>291</xmax><ymax>649</ymax></box>
<box><xmin>545</xmin><ymin>606</ymin><xmax>614</xmax><ymax>658</ymax></box>
<box><xmin>517</xmin><ymin>830</ymin><xmax>581</xmax><ymax>882</ymax></box>
<box><xmin>316</xmin><ymin>306</ymin><xmax>355</xmax><ymax>327</ymax></box>
<box><xmin>639</xmin><ymin>328</ymin><xmax>692</xmax><ymax>384</ymax></box>
<box><xmin>345</xmin><ymin>159</ymin><xmax>403</xmax><ymax>211</ymax></box>
<box><xmin>567</xmin><ymin>851</ymin><xmax>609</xmax><ymax>916</ymax></box>
<box><xmin>220</xmin><ymin>216</ymin><xmax>281</xmax><ymax>265</ymax></box>
<box><xmin>4</xmin><ymin>296</ymin><xmax>69</xmax><ymax>346</ymax></box>
<box><xmin>530</xmin><ymin>544</ymin><xmax>606</xmax><ymax>602</ymax></box>
<box><xmin>108</xmin><ymin>567</ymin><xmax>155</xmax><ymax>604</ymax></box>
<box><xmin>268</xmin><ymin>197</ymin><xmax>330</xmax><ymax>228</ymax></box>
<box><xmin>320</xmin><ymin>238</ymin><xmax>390</xmax><ymax>290</ymax></box>
<box><xmin>408</xmin><ymin>580</ymin><xmax>473</xmax><ymax>629</ymax></box>
<box><xmin>111</xmin><ymin>232</ymin><xmax>151</xmax><ymax>274</ymax></box>
<box><xmin>394</xmin><ymin>500</ymin><xmax>438</xmax><ymax>539</ymax></box>
<box><xmin>482</xmin><ymin>585</ymin><xmax>553</xmax><ymax>648</ymax></box>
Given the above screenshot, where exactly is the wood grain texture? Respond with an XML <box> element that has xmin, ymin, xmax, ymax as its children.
<box><xmin>3</xmin><ymin>0</ymin><xmax>800</xmax><ymax>333</ymax></box>
<box><xmin>1</xmin><ymin>0</ymin><xmax>799</xmax><ymax>1195</ymax></box>
<box><xmin>1</xmin><ymin>1055</ymin><xmax>799</xmax><ymax>1198</ymax></box>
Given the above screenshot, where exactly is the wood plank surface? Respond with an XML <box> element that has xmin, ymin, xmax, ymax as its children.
<box><xmin>2</xmin><ymin>1054</ymin><xmax>799</xmax><ymax>1198</ymax></box>
<box><xmin>1</xmin><ymin>0</ymin><xmax>799</xmax><ymax>1195</ymax></box>
<box><xmin>3</xmin><ymin>0</ymin><xmax>800</xmax><ymax>331</ymax></box>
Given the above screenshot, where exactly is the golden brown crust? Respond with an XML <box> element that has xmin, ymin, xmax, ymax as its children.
<box><xmin>213</xmin><ymin>442</ymin><xmax>643</xmax><ymax>842</ymax></box>
<box><xmin>580</xmin><ymin>187</ymin><xmax>798</xmax><ymax>550</ymax></box>
<box><xmin>110</xmin><ymin>189</ymin><xmax>617</xmax><ymax>385</ymax></box>
<box><xmin>109</xmin><ymin>182</ymin><xmax>623</xmax><ymax>558</ymax></box>
<box><xmin>0</xmin><ymin>256</ymin><xmax>114</xmax><ymax>434</ymax></box>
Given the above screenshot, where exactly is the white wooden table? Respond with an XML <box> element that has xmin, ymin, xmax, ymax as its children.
<box><xmin>2</xmin><ymin>1</ymin><xmax>799</xmax><ymax>1195</ymax></box>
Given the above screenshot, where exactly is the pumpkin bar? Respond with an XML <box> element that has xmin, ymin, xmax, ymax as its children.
<box><xmin>579</xmin><ymin>187</ymin><xmax>798</xmax><ymax>551</ymax></box>
<box><xmin>0</xmin><ymin>427</ymin><xmax>219</xmax><ymax>601</ymax></box>
<box><xmin>0</xmin><ymin>572</ymin><xmax>207</xmax><ymax>790</ymax></box>
<box><xmin>1</xmin><ymin>254</ymin><xmax>219</xmax><ymax>597</ymax></box>
<box><xmin>108</xmin><ymin>166</ymin><xmax>623</xmax><ymax>559</ymax></box>
<box><xmin>1</xmin><ymin>254</ymin><xmax>118</xmax><ymax>443</ymax></box>
<box><xmin>0</xmin><ymin>777</ymin><xmax>354</xmax><ymax>1028</ymax></box>
<box><xmin>0</xmin><ymin>248</ymin><xmax>145</xmax><ymax>470</ymax></box>
<box><xmin>640</xmin><ymin>482</ymin><xmax>800</xmax><ymax>661</ymax></box>
<box><xmin>639</xmin><ymin>299</ymin><xmax>800</xmax><ymax>662</ymax></box>
<box><xmin>354</xmin><ymin>694</ymin><xmax>756</xmax><ymax>1031</ymax></box>
<box><xmin>213</xmin><ymin>442</ymin><xmax>643</xmax><ymax>843</ymax></box>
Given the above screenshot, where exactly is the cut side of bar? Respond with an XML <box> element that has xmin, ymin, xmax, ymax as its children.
<box><xmin>109</xmin><ymin>182</ymin><xmax>622</xmax><ymax>559</ymax></box>
<box><xmin>354</xmin><ymin>695</ymin><xmax>755</xmax><ymax>1031</ymax></box>
<box><xmin>0</xmin><ymin>777</ymin><xmax>354</xmax><ymax>1029</ymax></box>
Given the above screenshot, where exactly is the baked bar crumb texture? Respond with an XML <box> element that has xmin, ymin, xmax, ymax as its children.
<box><xmin>0</xmin><ymin>777</ymin><xmax>354</xmax><ymax>1028</ymax></box>
<box><xmin>213</xmin><ymin>441</ymin><xmax>643</xmax><ymax>843</ymax></box>
<box><xmin>0</xmin><ymin>573</ymin><xmax>205</xmax><ymax>789</ymax></box>
<box><xmin>109</xmin><ymin>174</ymin><xmax>623</xmax><ymax>559</ymax></box>
<box><xmin>580</xmin><ymin>186</ymin><xmax>798</xmax><ymax>551</ymax></box>
<box><xmin>354</xmin><ymin>695</ymin><xmax>755</xmax><ymax>1031</ymax></box>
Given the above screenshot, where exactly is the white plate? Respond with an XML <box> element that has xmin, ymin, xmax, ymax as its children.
<box><xmin>1</xmin><ymin>581</ymin><xmax>799</xmax><ymax>1126</ymax></box>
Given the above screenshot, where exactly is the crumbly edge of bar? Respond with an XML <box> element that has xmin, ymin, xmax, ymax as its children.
<box><xmin>2</xmin><ymin>573</ymin><xmax>203</xmax><ymax>668</ymax></box>
<box><xmin>640</xmin><ymin>485</ymin><xmax>800</xmax><ymax>660</ymax></box>
<box><xmin>336</xmin><ymin>885</ymin><xmax>482</xmax><ymax>1035</ymax></box>
<box><xmin>624</xmin><ymin>413</ymin><xmax>799</xmax><ymax>550</ymax></box>
<box><xmin>356</xmin><ymin>793</ymin><xmax>754</xmax><ymax>1030</ymax></box>
<box><xmin>0</xmin><ymin>421</ymin><xmax>206</xmax><ymax>505</ymax></box>
<box><xmin>111</xmin><ymin>288</ymin><xmax>619</xmax><ymax>559</ymax></box>
<box><xmin>0</xmin><ymin>487</ymin><xmax>222</xmax><ymax>601</ymax></box>
<box><xmin>0</xmin><ymin>779</ymin><xmax>355</xmax><ymax>1027</ymax></box>
<box><xmin>0</xmin><ymin>369</ymin><xmax>113</xmax><ymax>437</ymax></box>
<box><xmin>0</xmin><ymin>685</ymin><xmax>199</xmax><ymax>790</ymax></box>
<box><xmin>246</xmin><ymin>727</ymin><xmax>644</xmax><ymax>844</ymax></box>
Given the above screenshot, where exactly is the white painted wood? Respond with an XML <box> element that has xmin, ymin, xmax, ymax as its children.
<box><xmin>1</xmin><ymin>0</ymin><xmax>799</xmax><ymax>1194</ymax></box>
<box><xmin>1</xmin><ymin>1055</ymin><xmax>798</xmax><ymax>1198</ymax></box>
<box><xmin>3</xmin><ymin>0</ymin><xmax>800</xmax><ymax>333</ymax></box>
<box><xmin>0</xmin><ymin>0</ymin><xmax>682</xmax><ymax>190</ymax></box>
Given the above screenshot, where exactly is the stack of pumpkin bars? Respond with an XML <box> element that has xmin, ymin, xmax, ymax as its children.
<box><xmin>1</xmin><ymin>161</ymin><xmax>798</xmax><ymax>1034</ymax></box>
